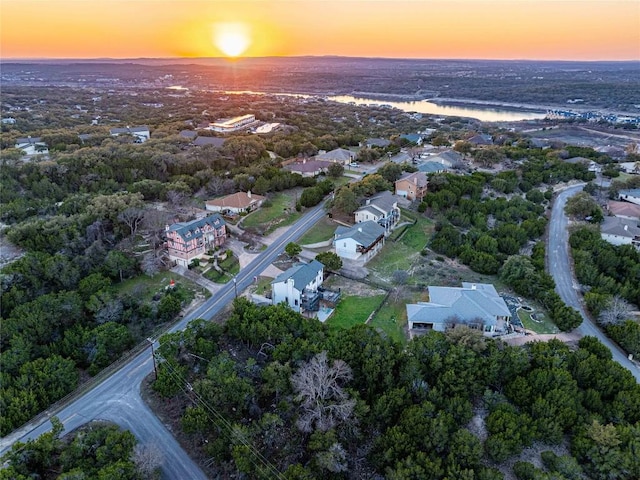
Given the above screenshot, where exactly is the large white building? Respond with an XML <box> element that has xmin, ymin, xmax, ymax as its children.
<box><xmin>354</xmin><ymin>191</ymin><xmax>400</xmax><ymax>232</ymax></box>
<box><xmin>208</xmin><ymin>114</ymin><xmax>257</xmax><ymax>133</ymax></box>
<box><xmin>333</xmin><ymin>221</ymin><xmax>386</xmax><ymax>263</ymax></box>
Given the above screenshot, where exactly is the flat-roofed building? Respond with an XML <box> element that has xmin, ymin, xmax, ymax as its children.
<box><xmin>209</xmin><ymin>114</ymin><xmax>257</xmax><ymax>133</ymax></box>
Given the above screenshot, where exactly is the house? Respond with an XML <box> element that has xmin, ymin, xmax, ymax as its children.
<box><xmin>407</xmin><ymin>283</ymin><xmax>511</xmax><ymax>336</ymax></box>
<box><xmin>271</xmin><ymin>260</ymin><xmax>324</xmax><ymax>313</ymax></box>
<box><xmin>600</xmin><ymin>216</ymin><xmax>640</xmax><ymax>248</ymax></box>
<box><xmin>205</xmin><ymin>191</ymin><xmax>266</xmax><ymax>215</ymax></box>
<box><xmin>110</xmin><ymin>126</ymin><xmax>150</xmax><ymax>143</ymax></box>
<box><xmin>354</xmin><ymin>191</ymin><xmax>401</xmax><ymax>232</ymax></box>
<box><xmin>395</xmin><ymin>171</ymin><xmax>428</xmax><ymax>201</ymax></box>
<box><xmin>429</xmin><ymin>150</ymin><xmax>463</xmax><ymax>167</ymax></box>
<box><xmin>333</xmin><ymin>221</ymin><xmax>386</xmax><ymax>263</ymax></box>
<box><xmin>618</xmin><ymin>162</ymin><xmax>640</xmax><ymax>175</ymax></box>
<box><xmin>193</xmin><ymin>136</ymin><xmax>226</xmax><ymax>148</ymax></box>
<box><xmin>165</xmin><ymin>214</ymin><xmax>227</xmax><ymax>267</ymax></box>
<box><xmin>607</xmin><ymin>201</ymin><xmax>640</xmax><ymax>220</ymax></box>
<box><xmin>284</xmin><ymin>159</ymin><xmax>333</xmax><ymax>177</ymax></box>
<box><xmin>15</xmin><ymin>137</ymin><xmax>48</xmax><ymax>155</ymax></box>
<box><xmin>400</xmin><ymin>133</ymin><xmax>423</xmax><ymax>145</ymax></box>
<box><xmin>418</xmin><ymin>161</ymin><xmax>448</xmax><ymax>174</ymax></box>
<box><xmin>390</xmin><ymin>152</ymin><xmax>413</xmax><ymax>164</ymax></box>
<box><xmin>563</xmin><ymin>156</ymin><xmax>590</xmax><ymax>166</ymax></box>
<box><xmin>364</xmin><ymin>138</ymin><xmax>391</xmax><ymax>148</ymax></box>
<box><xmin>2</xmin><ymin>117</ymin><xmax>16</xmax><ymax>125</ymax></box>
<box><xmin>316</xmin><ymin>148</ymin><xmax>355</xmax><ymax>165</ymax></box>
<box><xmin>208</xmin><ymin>114</ymin><xmax>257</xmax><ymax>133</ymax></box>
<box><xmin>619</xmin><ymin>188</ymin><xmax>640</xmax><ymax>206</ymax></box>
<box><xmin>467</xmin><ymin>134</ymin><xmax>493</xmax><ymax>146</ymax></box>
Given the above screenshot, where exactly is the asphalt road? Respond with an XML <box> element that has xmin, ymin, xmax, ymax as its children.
<box><xmin>0</xmin><ymin>202</ymin><xmax>329</xmax><ymax>477</ymax></box>
<box><xmin>548</xmin><ymin>184</ymin><xmax>640</xmax><ymax>382</ymax></box>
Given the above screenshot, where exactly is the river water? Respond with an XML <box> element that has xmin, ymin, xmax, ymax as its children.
<box><xmin>328</xmin><ymin>95</ymin><xmax>546</xmax><ymax>122</ymax></box>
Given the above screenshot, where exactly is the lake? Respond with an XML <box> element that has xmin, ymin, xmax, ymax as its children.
<box><xmin>328</xmin><ymin>95</ymin><xmax>546</xmax><ymax>122</ymax></box>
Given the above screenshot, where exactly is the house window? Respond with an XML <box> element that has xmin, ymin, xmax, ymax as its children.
<box><xmin>294</xmin><ymin>299</ymin><xmax>298</xmax><ymax>306</ymax></box>
<box><xmin>343</xmin><ymin>242</ymin><xmax>347</xmax><ymax>248</ymax></box>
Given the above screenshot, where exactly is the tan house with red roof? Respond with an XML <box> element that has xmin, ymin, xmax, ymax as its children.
<box><xmin>607</xmin><ymin>200</ymin><xmax>640</xmax><ymax>220</ymax></box>
<box><xmin>205</xmin><ymin>191</ymin><xmax>266</xmax><ymax>215</ymax></box>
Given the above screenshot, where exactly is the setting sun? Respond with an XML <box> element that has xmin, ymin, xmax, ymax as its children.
<box><xmin>213</xmin><ymin>22</ymin><xmax>251</xmax><ymax>58</ymax></box>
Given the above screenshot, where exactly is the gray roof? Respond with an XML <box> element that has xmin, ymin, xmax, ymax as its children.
<box><xmin>601</xmin><ymin>216</ymin><xmax>640</xmax><ymax>237</ymax></box>
<box><xmin>193</xmin><ymin>136</ymin><xmax>226</xmax><ymax>148</ymax></box>
<box><xmin>110</xmin><ymin>126</ymin><xmax>149</xmax><ymax>134</ymax></box>
<box><xmin>431</xmin><ymin>150</ymin><xmax>462</xmax><ymax>165</ymax></box>
<box><xmin>391</xmin><ymin>152</ymin><xmax>412</xmax><ymax>164</ymax></box>
<box><xmin>400</xmin><ymin>133</ymin><xmax>422</xmax><ymax>143</ymax></box>
<box><xmin>285</xmin><ymin>160</ymin><xmax>332</xmax><ymax>173</ymax></box>
<box><xmin>419</xmin><ymin>161</ymin><xmax>447</xmax><ymax>173</ymax></box>
<box><xmin>397</xmin><ymin>171</ymin><xmax>428</xmax><ymax>188</ymax></box>
<box><xmin>180</xmin><ymin>130</ymin><xmax>198</xmax><ymax>139</ymax></box>
<box><xmin>16</xmin><ymin>137</ymin><xmax>43</xmax><ymax>145</ymax></box>
<box><xmin>167</xmin><ymin>214</ymin><xmax>226</xmax><ymax>241</ymax></box>
<box><xmin>316</xmin><ymin>148</ymin><xmax>354</xmax><ymax>162</ymax></box>
<box><xmin>334</xmin><ymin>221</ymin><xmax>386</xmax><ymax>247</ymax></box>
<box><xmin>272</xmin><ymin>260</ymin><xmax>324</xmax><ymax>291</ymax></box>
<box><xmin>357</xmin><ymin>190</ymin><xmax>398</xmax><ymax>216</ymax></box>
<box><xmin>620</xmin><ymin>188</ymin><xmax>640</xmax><ymax>198</ymax></box>
<box><xmin>407</xmin><ymin>283</ymin><xmax>510</xmax><ymax>326</ymax></box>
<box><xmin>366</xmin><ymin>138</ymin><xmax>391</xmax><ymax>147</ymax></box>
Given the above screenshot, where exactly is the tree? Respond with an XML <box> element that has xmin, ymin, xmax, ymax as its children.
<box><xmin>133</xmin><ymin>443</ymin><xmax>164</xmax><ymax>479</ymax></box>
<box><xmin>598</xmin><ymin>296</ymin><xmax>633</xmax><ymax>326</ymax></box>
<box><xmin>327</xmin><ymin>162</ymin><xmax>344</xmax><ymax>178</ymax></box>
<box><xmin>473</xmin><ymin>148</ymin><xmax>503</xmax><ymax>168</ymax></box>
<box><xmin>315</xmin><ymin>251</ymin><xmax>342</xmax><ymax>272</ymax></box>
<box><xmin>285</xmin><ymin>242</ymin><xmax>302</xmax><ymax>259</ymax></box>
<box><xmin>565</xmin><ymin>191</ymin><xmax>602</xmax><ymax>221</ymax></box>
<box><xmin>117</xmin><ymin>207</ymin><xmax>145</xmax><ymax>238</ymax></box>
<box><xmin>333</xmin><ymin>187</ymin><xmax>359</xmax><ymax>215</ymax></box>
<box><xmin>290</xmin><ymin>351</ymin><xmax>355</xmax><ymax>432</ymax></box>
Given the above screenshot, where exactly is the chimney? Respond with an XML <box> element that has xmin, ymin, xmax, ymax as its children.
<box><xmin>471</xmin><ymin>283</ymin><xmax>476</xmax><ymax>290</ymax></box>
<box><xmin>303</xmin><ymin>158</ymin><xmax>307</xmax><ymax>164</ymax></box>
<box><xmin>624</xmin><ymin>224</ymin><xmax>628</xmax><ymax>231</ymax></box>
<box><xmin>358</xmin><ymin>227</ymin><xmax>362</xmax><ymax>232</ymax></box>
<box><xmin>247</xmin><ymin>190</ymin><xmax>252</xmax><ymax>198</ymax></box>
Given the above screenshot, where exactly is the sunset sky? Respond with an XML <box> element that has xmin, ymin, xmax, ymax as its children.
<box><xmin>2</xmin><ymin>0</ymin><xmax>639</xmax><ymax>61</ymax></box>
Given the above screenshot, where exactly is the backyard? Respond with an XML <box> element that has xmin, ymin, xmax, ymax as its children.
<box><xmin>240</xmin><ymin>191</ymin><xmax>301</xmax><ymax>235</ymax></box>
<box><xmin>113</xmin><ymin>271</ymin><xmax>207</xmax><ymax>302</ymax></box>
<box><xmin>298</xmin><ymin>216</ymin><xmax>338</xmax><ymax>245</ymax></box>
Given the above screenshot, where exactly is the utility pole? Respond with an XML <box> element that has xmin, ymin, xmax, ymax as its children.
<box><xmin>147</xmin><ymin>338</ymin><xmax>158</xmax><ymax>380</ymax></box>
<box><xmin>233</xmin><ymin>278</ymin><xmax>238</xmax><ymax>299</ymax></box>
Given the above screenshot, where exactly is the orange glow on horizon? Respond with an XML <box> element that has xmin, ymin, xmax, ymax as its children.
<box><xmin>1</xmin><ymin>1</ymin><xmax>639</xmax><ymax>61</ymax></box>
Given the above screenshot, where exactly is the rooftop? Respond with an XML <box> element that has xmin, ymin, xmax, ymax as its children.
<box><xmin>272</xmin><ymin>260</ymin><xmax>324</xmax><ymax>291</ymax></box>
<box><xmin>206</xmin><ymin>191</ymin><xmax>266</xmax><ymax>210</ymax></box>
<box><xmin>334</xmin><ymin>221</ymin><xmax>386</xmax><ymax>247</ymax></box>
<box><xmin>167</xmin><ymin>214</ymin><xmax>226</xmax><ymax>241</ymax></box>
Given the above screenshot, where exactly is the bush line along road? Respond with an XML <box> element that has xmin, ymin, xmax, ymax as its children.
<box><xmin>0</xmin><ymin>202</ymin><xmax>327</xmax><ymax>478</ymax></box>
<box><xmin>2</xmin><ymin>187</ymin><xmax>639</xmax><ymax>478</ymax></box>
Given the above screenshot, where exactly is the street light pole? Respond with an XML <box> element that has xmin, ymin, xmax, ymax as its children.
<box><xmin>147</xmin><ymin>338</ymin><xmax>158</xmax><ymax>380</ymax></box>
<box><xmin>233</xmin><ymin>278</ymin><xmax>238</xmax><ymax>298</ymax></box>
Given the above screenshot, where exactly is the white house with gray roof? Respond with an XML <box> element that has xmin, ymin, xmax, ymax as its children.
<box><xmin>333</xmin><ymin>221</ymin><xmax>386</xmax><ymax>263</ymax></box>
<box><xmin>619</xmin><ymin>188</ymin><xmax>640</xmax><ymax>206</ymax></box>
<box><xmin>110</xmin><ymin>126</ymin><xmax>150</xmax><ymax>143</ymax></box>
<box><xmin>15</xmin><ymin>137</ymin><xmax>48</xmax><ymax>156</ymax></box>
<box><xmin>354</xmin><ymin>191</ymin><xmax>400</xmax><ymax>232</ymax></box>
<box><xmin>271</xmin><ymin>260</ymin><xmax>324</xmax><ymax>313</ymax></box>
<box><xmin>407</xmin><ymin>283</ymin><xmax>511</xmax><ymax>336</ymax></box>
<box><xmin>600</xmin><ymin>216</ymin><xmax>640</xmax><ymax>249</ymax></box>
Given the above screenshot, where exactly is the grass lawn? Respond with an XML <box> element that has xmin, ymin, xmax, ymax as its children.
<box><xmin>241</xmin><ymin>192</ymin><xmax>299</xmax><ymax>233</ymax></box>
<box><xmin>113</xmin><ymin>271</ymin><xmax>208</xmax><ymax>302</ymax></box>
<box><xmin>203</xmin><ymin>254</ymin><xmax>240</xmax><ymax>284</ymax></box>
<box><xmin>298</xmin><ymin>217</ymin><xmax>338</xmax><ymax>245</ymax></box>
<box><xmin>326</xmin><ymin>294</ymin><xmax>386</xmax><ymax>329</ymax></box>
<box><xmin>519</xmin><ymin>309</ymin><xmax>559</xmax><ymax>334</ymax></box>
<box><xmin>368</xmin><ymin>216</ymin><xmax>434</xmax><ymax>281</ymax></box>
<box><xmin>369</xmin><ymin>298</ymin><xmax>407</xmax><ymax>344</ymax></box>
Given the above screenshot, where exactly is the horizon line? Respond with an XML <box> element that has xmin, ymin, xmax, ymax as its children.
<box><xmin>1</xmin><ymin>55</ymin><xmax>639</xmax><ymax>63</ymax></box>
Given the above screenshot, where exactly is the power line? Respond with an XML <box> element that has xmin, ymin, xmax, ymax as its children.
<box><xmin>156</xmin><ymin>354</ymin><xmax>286</xmax><ymax>480</ymax></box>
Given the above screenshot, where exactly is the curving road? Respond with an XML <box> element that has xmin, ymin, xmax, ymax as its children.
<box><xmin>548</xmin><ymin>184</ymin><xmax>640</xmax><ymax>382</ymax></box>
<box><xmin>0</xmin><ymin>202</ymin><xmax>329</xmax><ymax>477</ymax></box>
